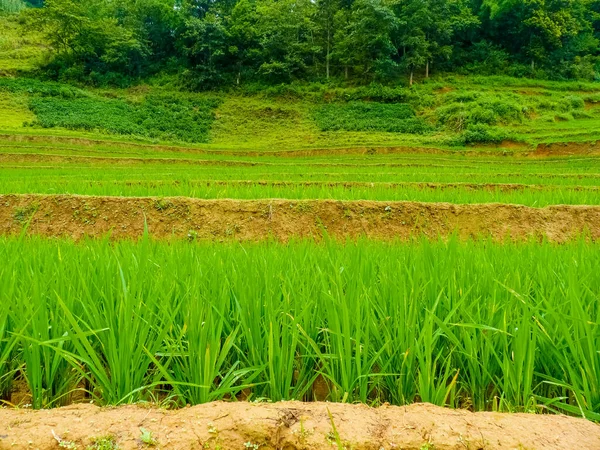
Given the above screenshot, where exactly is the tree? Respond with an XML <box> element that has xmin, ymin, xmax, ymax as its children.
<box><xmin>392</xmin><ymin>0</ymin><xmax>478</xmax><ymax>84</ymax></box>
<box><xmin>482</xmin><ymin>0</ymin><xmax>589</xmax><ymax>70</ymax></box>
<box><xmin>314</xmin><ymin>0</ymin><xmax>341</xmax><ymax>79</ymax></box>
<box><xmin>255</xmin><ymin>0</ymin><xmax>317</xmax><ymax>82</ymax></box>
<box><xmin>334</xmin><ymin>0</ymin><xmax>397</xmax><ymax>80</ymax></box>
<box><xmin>179</xmin><ymin>12</ymin><xmax>229</xmax><ymax>86</ymax></box>
<box><xmin>227</xmin><ymin>0</ymin><xmax>261</xmax><ymax>84</ymax></box>
<box><xmin>35</xmin><ymin>0</ymin><xmax>148</xmax><ymax>77</ymax></box>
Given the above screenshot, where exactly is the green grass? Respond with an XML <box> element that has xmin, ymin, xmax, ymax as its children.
<box><xmin>0</xmin><ymin>14</ymin><xmax>46</xmax><ymax>73</ymax></box>
<box><xmin>0</xmin><ymin>92</ymin><xmax>34</xmax><ymax>128</ymax></box>
<box><xmin>0</xmin><ymin>236</ymin><xmax>598</xmax><ymax>420</ymax></box>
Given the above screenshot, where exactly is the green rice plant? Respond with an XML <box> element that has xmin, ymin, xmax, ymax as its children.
<box><xmin>0</xmin><ymin>292</ymin><xmax>18</xmax><ymax>401</ymax></box>
<box><xmin>226</xmin><ymin>250</ymin><xmax>319</xmax><ymax>401</ymax></box>
<box><xmin>160</xmin><ymin>287</ymin><xmax>252</xmax><ymax>404</ymax></box>
<box><xmin>11</xmin><ymin>293</ymin><xmax>79</xmax><ymax>409</ymax></box>
<box><xmin>535</xmin><ymin>260</ymin><xmax>600</xmax><ymax>420</ymax></box>
<box><xmin>1</xmin><ymin>236</ymin><xmax>599</xmax><ymax>418</ymax></box>
<box><xmin>50</xmin><ymin>238</ymin><xmax>176</xmax><ymax>404</ymax></box>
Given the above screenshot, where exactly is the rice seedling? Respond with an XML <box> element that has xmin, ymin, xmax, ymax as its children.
<box><xmin>0</xmin><ymin>236</ymin><xmax>598</xmax><ymax>420</ymax></box>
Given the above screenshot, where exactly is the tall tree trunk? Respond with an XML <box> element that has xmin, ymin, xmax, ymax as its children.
<box><xmin>345</xmin><ymin>65</ymin><xmax>348</xmax><ymax>79</ymax></box>
<box><xmin>409</xmin><ymin>70</ymin><xmax>413</xmax><ymax>86</ymax></box>
<box><xmin>425</xmin><ymin>61</ymin><xmax>429</xmax><ymax>78</ymax></box>
<box><xmin>531</xmin><ymin>59</ymin><xmax>535</xmax><ymax>71</ymax></box>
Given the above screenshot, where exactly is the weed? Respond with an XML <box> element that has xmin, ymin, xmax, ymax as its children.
<box><xmin>86</xmin><ymin>436</ymin><xmax>119</xmax><ymax>450</ymax></box>
<box><xmin>139</xmin><ymin>428</ymin><xmax>157</xmax><ymax>447</ymax></box>
<box><xmin>12</xmin><ymin>203</ymin><xmax>37</xmax><ymax>224</ymax></box>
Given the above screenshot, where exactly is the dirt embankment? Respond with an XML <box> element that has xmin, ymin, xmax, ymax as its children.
<box><xmin>4</xmin><ymin>132</ymin><xmax>600</xmax><ymax>158</ymax></box>
<box><xmin>1</xmin><ymin>401</ymin><xmax>599</xmax><ymax>450</ymax></box>
<box><xmin>1</xmin><ymin>195</ymin><xmax>599</xmax><ymax>242</ymax></box>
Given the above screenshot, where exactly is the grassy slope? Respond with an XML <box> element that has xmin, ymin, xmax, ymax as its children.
<box><xmin>0</xmin><ymin>14</ymin><xmax>46</xmax><ymax>73</ymax></box>
<box><xmin>2</xmin><ymin>78</ymin><xmax>600</xmax><ymax>151</ymax></box>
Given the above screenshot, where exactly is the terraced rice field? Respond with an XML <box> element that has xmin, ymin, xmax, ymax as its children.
<box><xmin>2</xmin><ymin>110</ymin><xmax>600</xmax><ymax>449</ymax></box>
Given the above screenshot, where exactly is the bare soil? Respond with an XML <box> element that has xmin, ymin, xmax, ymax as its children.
<box><xmin>1</xmin><ymin>194</ymin><xmax>599</xmax><ymax>242</ymax></box>
<box><xmin>1</xmin><ymin>401</ymin><xmax>599</xmax><ymax>450</ymax></box>
<box><xmin>533</xmin><ymin>141</ymin><xmax>600</xmax><ymax>157</ymax></box>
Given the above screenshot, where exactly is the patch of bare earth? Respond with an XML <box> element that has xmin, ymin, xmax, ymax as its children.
<box><xmin>1</xmin><ymin>401</ymin><xmax>599</xmax><ymax>450</ymax></box>
<box><xmin>533</xmin><ymin>141</ymin><xmax>600</xmax><ymax>157</ymax></box>
<box><xmin>1</xmin><ymin>195</ymin><xmax>599</xmax><ymax>242</ymax></box>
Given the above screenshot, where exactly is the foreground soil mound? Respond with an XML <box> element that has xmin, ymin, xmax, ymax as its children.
<box><xmin>1</xmin><ymin>401</ymin><xmax>599</xmax><ymax>450</ymax></box>
<box><xmin>1</xmin><ymin>194</ymin><xmax>599</xmax><ymax>242</ymax></box>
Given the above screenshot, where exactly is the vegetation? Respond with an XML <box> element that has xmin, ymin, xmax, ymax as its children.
<box><xmin>0</xmin><ymin>237</ymin><xmax>598</xmax><ymax>419</ymax></box>
<box><xmin>313</xmin><ymin>102</ymin><xmax>432</xmax><ymax>133</ymax></box>
<box><xmin>3</xmin><ymin>0</ymin><xmax>600</xmax><ymax>86</ymax></box>
<box><xmin>1</xmin><ymin>142</ymin><xmax>600</xmax><ymax>205</ymax></box>
<box><xmin>1</xmin><ymin>75</ymin><xmax>600</xmax><ymax>146</ymax></box>
<box><xmin>28</xmin><ymin>93</ymin><xmax>220</xmax><ymax>142</ymax></box>
<box><xmin>0</xmin><ymin>0</ymin><xmax>599</xmax><ymax>428</ymax></box>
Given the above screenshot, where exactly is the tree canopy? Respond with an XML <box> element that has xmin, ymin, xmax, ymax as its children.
<box><xmin>14</xmin><ymin>0</ymin><xmax>600</xmax><ymax>86</ymax></box>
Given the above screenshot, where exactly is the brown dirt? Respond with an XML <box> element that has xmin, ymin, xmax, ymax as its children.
<box><xmin>1</xmin><ymin>401</ymin><xmax>599</xmax><ymax>450</ymax></box>
<box><xmin>1</xmin><ymin>194</ymin><xmax>599</xmax><ymax>242</ymax></box>
<box><xmin>534</xmin><ymin>141</ymin><xmax>600</xmax><ymax>157</ymax></box>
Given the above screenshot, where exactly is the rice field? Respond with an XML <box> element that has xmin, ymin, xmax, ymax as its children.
<box><xmin>1</xmin><ymin>77</ymin><xmax>600</xmax><ymax>444</ymax></box>
<box><xmin>1</xmin><ymin>134</ymin><xmax>600</xmax><ymax>206</ymax></box>
<box><xmin>1</xmin><ymin>237</ymin><xmax>599</xmax><ymax>421</ymax></box>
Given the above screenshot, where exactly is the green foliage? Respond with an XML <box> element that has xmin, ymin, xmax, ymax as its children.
<box><xmin>28</xmin><ymin>92</ymin><xmax>221</xmax><ymax>143</ymax></box>
<box><xmin>313</xmin><ymin>102</ymin><xmax>432</xmax><ymax>133</ymax></box>
<box><xmin>459</xmin><ymin>124</ymin><xmax>510</xmax><ymax>145</ymax></box>
<box><xmin>0</xmin><ymin>77</ymin><xmax>87</xmax><ymax>97</ymax></box>
<box><xmin>1</xmin><ymin>237</ymin><xmax>599</xmax><ymax>420</ymax></box>
<box><xmin>18</xmin><ymin>0</ymin><xmax>600</xmax><ymax>86</ymax></box>
<box><xmin>436</xmin><ymin>93</ymin><xmax>526</xmax><ymax>131</ymax></box>
<box><xmin>86</xmin><ymin>436</ymin><xmax>120</xmax><ymax>450</ymax></box>
<box><xmin>0</xmin><ymin>0</ymin><xmax>25</xmax><ymax>14</ymax></box>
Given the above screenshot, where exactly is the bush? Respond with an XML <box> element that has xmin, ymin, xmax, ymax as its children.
<box><xmin>0</xmin><ymin>0</ymin><xmax>25</xmax><ymax>13</ymax></box>
<box><xmin>559</xmin><ymin>95</ymin><xmax>585</xmax><ymax>111</ymax></box>
<box><xmin>28</xmin><ymin>92</ymin><xmax>222</xmax><ymax>143</ymax></box>
<box><xmin>313</xmin><ymin>101</ymin><xmax>432</xmax><ymax>134</ymax></box>
<box><xmin>0</xmin><ymin>78</ymin><xmax>87</xmax><ymax>98</ymax></box>
<box><xmin>462</xmin><ymin>124</ymin><xmax>507</xmax><ymax>144</ymax></box>
<box><xmin>436</xmin><ymin>94</ymin><xmax>525</xmax><ymax>131</ymax></box>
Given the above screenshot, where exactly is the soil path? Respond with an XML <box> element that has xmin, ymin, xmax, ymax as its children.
<box><xmin>1</xmin><ymin>401</ymin><xmax>599</xmax><ymax>450</ymax></box>
<box><xmin>1</xmin><ymin>194</ymin><xmax>599</xmax><ymax>242</ymax></box>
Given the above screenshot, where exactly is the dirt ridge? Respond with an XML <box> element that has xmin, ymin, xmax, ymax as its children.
<box><xmin>1</xmin><ymin>194</ymin><xmax>599</xmax><ymax>242</ymax></box>
<box><xmin>1</xmin><ymin>401</ymin><xmax>599</xmax><ymax>450</ymax></box>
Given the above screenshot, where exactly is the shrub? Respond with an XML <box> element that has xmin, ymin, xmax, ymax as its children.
<box><xmin>0</xmin><ymin>0</ymin><xmax>25</xmax><ymax>13</ymax></box>
<box><xmin>313</xmin><ymin>101</ymin><xmax>432</xmax><ymax>134</ymax></box>
<box><xmin>559</xmin><ymin>95</ymin><xmax>585</xmax><ymax>111</ymax></box>
<box><xmin>436</xmin><ymin>95</ymin><xmax>525</xmax><ymax>131</ymax></box>
<box><xmin>29</xmin><ymin>92</ymin><xmax>222</xmax><ymax>143</ymax></box>
<box><xmin>0</xmin><ymin>78</ymin><xmax>87</xmax><ymax>98</ymax></box>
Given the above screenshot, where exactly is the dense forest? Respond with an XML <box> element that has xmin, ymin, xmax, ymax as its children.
<box><xmin>2</xmin><ymin>0</ymin><xmax>600</xmax><ymax>86</ymax></box>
